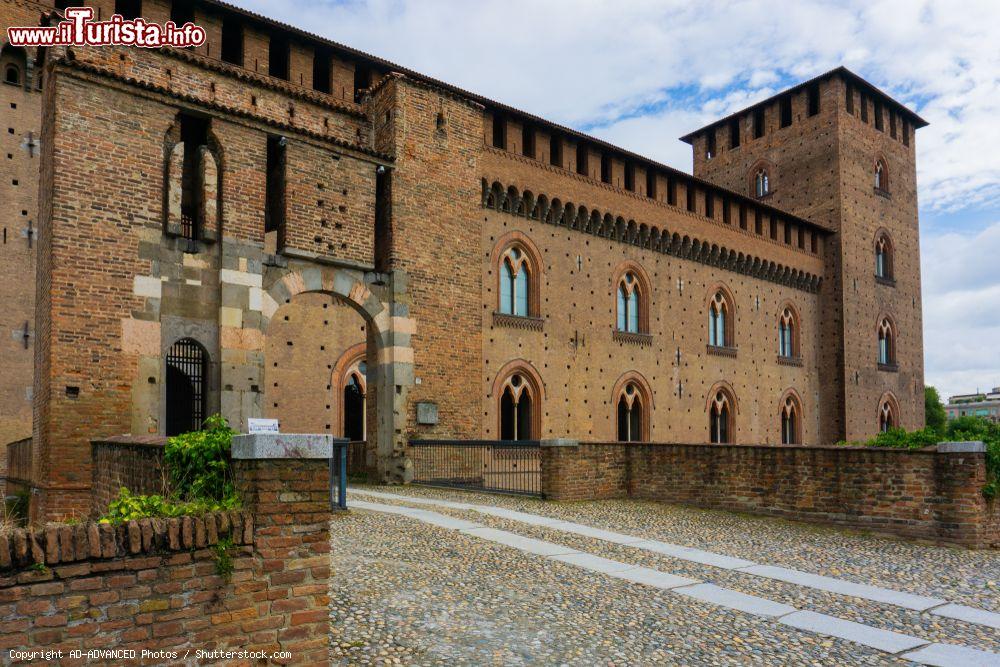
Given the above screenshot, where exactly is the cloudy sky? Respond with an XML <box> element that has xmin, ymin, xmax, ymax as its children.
<box><xmin>239</xmin><ymin>0</ymin><xmax>1000</xmax><ymax>399</ymax></box>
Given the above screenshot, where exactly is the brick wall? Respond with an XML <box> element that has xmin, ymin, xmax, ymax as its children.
<box><xmin>1</xmin><ymin>456</ymin><xmax>332</xmax><ymax>664</ymax></box>
<box><xmin>90</xmin><ymin>436</ymin><xmax>168</xmax><ymax>518</ymax></box>
<box><xmin>541</xmin><ymin>441</ymin><xmax>999</xmax><ymax>549</ymax></box>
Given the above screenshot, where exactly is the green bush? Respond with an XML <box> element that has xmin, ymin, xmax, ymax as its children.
<box><xmin>164</xmin><ymin>414</ymin><xmax>236</xmax><ymax>503</ymax></box>
<box><xmin>101</xmin><ymin>415</ymin><xmax>241</xmax><ymax>523</ymax></box>
<box><xmin>102</xmin><ymin>487</ymin><xmax>240</xmax><ymax>523</ymax></box>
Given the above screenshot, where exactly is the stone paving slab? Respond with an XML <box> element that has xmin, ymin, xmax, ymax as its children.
<box><xmin>629</xmin><ymin>540</ymin><xmax>757</xmax><ymax>569</ymax></box>
<box><xmin>460</xmin><ymin>526</ymin><xmax>580</xmax><ymax>556</ymax></box>
<box><xmin>931</xmin><ymin>603</ymin><xmax>1000</xmax><ymax>630</ymax></box>
<box><xmin>549</xmin><ymin>552</ymin><xmax>637</xmax><ymax>574</ymax></box>
<box><xmin>546</xmin><ymin>520</ymin><xmax>650</xmax><ymax>544</ymax></box>
<box><xmin>739</xmin><ymin>564</ymin><xmax>945</xmax><ymax>611</ymax></box>
<box><xmin>608</xmin><ymin>566</ymin><xmax>700</xmax><ymax>590</ymax></box>
<box><xmin>476</xmin><ymin>506</ymin><xmax>564</xmax><ymax>526</ymax></box>
<box><xmin>672</xmin><ymin>583</ymin><xmax>797</xmax><ymax>618</ymax></box>
<box><xmin>778</xmin><ymin>610</ymin><xmax>927</xmax><ymax>653</ymax></box>
<box><xmin>901</xmin><ymin>642</ymin><xmax>1000</xmax><ymax>667</ymax></box>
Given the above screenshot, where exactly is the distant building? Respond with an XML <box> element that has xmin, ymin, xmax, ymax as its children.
<box><xmin>946</xmin><ymin>387</ymin><xmax>1000</xmax><ymax>423</ymax></box>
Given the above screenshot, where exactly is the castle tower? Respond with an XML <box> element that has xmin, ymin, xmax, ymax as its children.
<box><xmin>681</xmin><ymin>68</ymin><xmax>927</xmax><ymax>442</ymax></box>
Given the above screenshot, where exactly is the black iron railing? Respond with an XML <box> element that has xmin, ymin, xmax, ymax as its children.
<box><xmin>409</xmin><ymin>440</ymin><xmax>541</xmax><ymax>497</ymax></box>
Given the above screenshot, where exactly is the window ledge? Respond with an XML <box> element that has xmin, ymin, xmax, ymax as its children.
<box><xmin>874</xmin><ymin>187</ymin><xmax>891</xmax><ymax>199</ymax></box>
<box><xmin>613</xmin><ymin>330</ymin><xmax>653</xmax><ymax>346</ymax></box>
<box><xmin>777</xmin><ymin>355</ymin><xmax>803</xmax><ymax>367</ymax></box>
<box><xmin>878</xmin><ymin>362</ymin><xmax>899</xmax><ymax>373</ymax></box>
<box><xmin>493</xmin><ymin>312</ymin><xmax>544</xmax><ymax>331</ymax></box>
<box><xmin>754</xmin><ymin>190</ymin><xmax>775</xmax><ymax>201</ymax></box>
<box><xmin>875</xmin><ymin>275</ymin><xmax>896</xmax><ymax>287</ymax></box>
<box><xmin>707</xmin><ymin>344</ymin><xmax>738</xmax><ymax>358</ymax></box>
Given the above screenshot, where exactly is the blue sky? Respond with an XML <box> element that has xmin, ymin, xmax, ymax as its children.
<box><xmin>239</xmin><ymin>0</ymin><xmax>1000</xmax><ymax>400</ymax></box>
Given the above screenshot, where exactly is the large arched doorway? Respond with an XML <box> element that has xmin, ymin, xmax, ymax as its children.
<box><xmin>165</xmin><ymin>338</ymin><xmax>207</xmax><ymax>436</ymax></box>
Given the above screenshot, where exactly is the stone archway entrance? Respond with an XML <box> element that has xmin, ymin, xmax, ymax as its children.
<box><xmin>258</xmin><ymin>264</ymin><xmax>414</xmax><ymax>483</ymax></box>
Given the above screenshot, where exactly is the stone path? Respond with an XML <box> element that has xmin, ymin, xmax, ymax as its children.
<box><xmin>331</xmin><ymin>485</ymin><xmax>1000</xmax><ymax>666</ymax></box>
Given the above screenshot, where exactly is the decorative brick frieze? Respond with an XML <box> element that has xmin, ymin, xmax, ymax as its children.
<box><xmin>492</xmin><ymin>312</ymin><xmax>544</xmax><ymax>331</ymax></box>
<box><xmin>612</xmin><ymin>330</ymin><xmax>653</xmax><ymax>347</ymax></box>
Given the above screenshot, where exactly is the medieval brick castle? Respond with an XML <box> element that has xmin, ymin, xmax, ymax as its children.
<box><xmin>1</xmin><ymin>0</ymin><xmax>926</xmax><ymax>519</ymax></box>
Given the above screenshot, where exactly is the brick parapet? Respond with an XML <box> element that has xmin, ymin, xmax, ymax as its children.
<box><xmin>541</xmin><ymin>441</ymin><xmax>998</xmax><ymax>548</ymax></box>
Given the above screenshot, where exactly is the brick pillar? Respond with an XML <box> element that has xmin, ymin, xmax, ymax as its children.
<box><xmin>232</xmin><ymin>434</ymin><xmax>334</xmax><ymax>664</ymax></box>
<box><xmin>933</xmin><ymin>441</ymin><xmax>993</xmax><ymax>549</ymax></box>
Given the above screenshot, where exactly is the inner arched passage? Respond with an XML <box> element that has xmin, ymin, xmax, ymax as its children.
<box><xmin>263</xmin><ymin>291</ymin><xmax>376</xmax><ymax>478</ymax></box>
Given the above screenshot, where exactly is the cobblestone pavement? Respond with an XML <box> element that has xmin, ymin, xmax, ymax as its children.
<box><xmin>330</xmin><ymin>485</ymin><xmax>1000</xmax><ymax>666</ymax></box>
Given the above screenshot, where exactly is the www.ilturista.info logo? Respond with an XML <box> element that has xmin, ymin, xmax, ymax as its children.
<box><xmin>6</xmin><ymin>6</ymin><xmax>206</xmax><ymax>48</ymax></box>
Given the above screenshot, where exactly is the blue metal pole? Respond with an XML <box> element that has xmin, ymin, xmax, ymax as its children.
<box><xmin>338</xmin><ymin>442</ymin><xmax>347</xmax><ymax>509</ymax></box>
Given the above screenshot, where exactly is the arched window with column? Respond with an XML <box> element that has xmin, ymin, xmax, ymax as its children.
<box><xmin>878</xmin><ymin>317</ymin><xmax>896</xmax><ymax>366</ymax></box>
<box><xmin>778</xmin><ymin>305</ymin><xmax>799</xmax><ymax>358</ymax></box>
<box><xmin>707</xmin><ymin>384</ymin><xmax>737</xmax><ymax>444</ymax></box>
<box><xmin>613</xmin><ymin>261</ymin><xmax>651</xmax><ymax>336</ymax></box>
<box><xmin>779</xmin><ymin>391</ymin><xmax>803</xmax><ymax>444</ymax></box>
<box><xmin>754</xmin><ymin>168</ymin><xmax>770</xmax><ymax>197</ymax></box>
<box><xmin>165</xmin><ymin>338</ymin><xmax>208</xmax><ymax>436</ymax></box>
<box><xmin>878</xmin><ymin>393</ymin><xmax>899</xmax><ymax>432</ymax></box>
<box><xmin>492</xmin><ymin>233</ymin><xmax>542</xmax><ymax>320</ymax></box>
<box><xmin>612</xmin><ymin>372</ymin><xmax>652</xmax><ymax>442</ymax></box>
<box><xmin>494</xmin><ymin>361</ymin><xmax>544</xmax><ymax>441</ymax></box>
<box><xmin>708</xmin><ymin>287</ymin><xmax>735</xmax><ymax>349</ymax></box>
<box><xmin>875</xmin><ymin>231</ymin><xmax>893</xmax><ymax>280</ymax></box>
<box><xmin>874</xmin><ymin>158</ymin><xmax>889</xmax><ymax>193</ymax></box>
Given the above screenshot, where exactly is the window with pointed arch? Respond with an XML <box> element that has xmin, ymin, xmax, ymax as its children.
<box><xmin>879</xmin><ymin>397</ymin><xmax>897</xmax><ymax>432</ymax></box>
<box><xmin>875</xmin><ymin>233</ymin><xmax>893</xmax><ymax>280</ymax></box>
<box><xmin>754</xmin><ymin>168</ymin><xmax>770</xmax><ymax>198</ymax></box>
<box><xmin>616</xmin><ymin>381</ymin><xmax>648</xmax><ymax>442</ymax></box>
<box><xmin>708</xmin><ymin>290</ymin><xmax>733</xmax><ymax>348</ymax></box>
<box><xmin>780</xmin><ymin>393</ymin><xmax>802</xmax><ymax>444</ymax></box>
<box><xmin>499</xmin><ymin>371</ymin><xmax>537</xmax><ymax>440</ymax></box>
<box><xmin>778</xmin><ymin>306</ymin><xmax>798</xmax><ymax>358</ymax></box>
<box><xmin>878</xmin><ymin>317</ymin><xmax>896</xmax><ymax>366</ymax></box>
<box><xmin>708</xmin><ymin>387</ymin><xmax>735</xmax><ymax>444</ymax></box>
<box><xmin>874</xmin><ymin>159</ymin><xmax>888</xmax><ymax>192</ymax></box>
<box><xmin>616</xmin><ymin>272</ymin><xmax>642</xmax><ymax>333</ymax></box>
<box><xmin>499</xmin><ymin>246</ymin><xmax>530</xmax><ymax>317</ymax></box>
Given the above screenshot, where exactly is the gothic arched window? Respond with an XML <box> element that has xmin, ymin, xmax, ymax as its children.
<box><xmin>708</xmin><ymin>291</ymin><xmax>732</xmax><ymax>348</ymax></box>
<box><xmin>499</xmin><ymin>246</ymin><xmax>530</xmax><ymax>317</ymax></box>
<box><xmin>875</xmin><ymin>233</ymin><xmax>893</xmax><ymax>280</ymax></box>
<box><xmin>878</xmin><ymin>318</ymin><xmax>896</xmax><ymax>366</ymax></box>
<box><xmin>874</xmin><ymin>159</ymin><xmax>888</xmax><ymax>192</ymax></box>
<box><xmin>617</xmin><ymin>272</ymin><xmax>641</xmax><ymax>333</ymax></box>
<box><xmin>778</xmin><ymin>307</ymin><xmax>798</xmax><ymax>358</ymax></box>
<box><xmin>754</xmin><ymin>168</ymin><xmax>770</xmax><ymax>197</ymax></box>
<box><xmin>165</xmin><ymin>338</ymin><xmax>208</xmax><ymax>436</ymax></box>
<box><xmin>780</xmin><ymin>394</ymin><xmax>801</xmax><ymax>444</ymax></box>
<box><xmin>616</xmin><ymin>382</ymin><xmax>646</xmax><ymax>442</ymax></box>
<box><xmin>4</xmin><ymin>64</ymin><xmax>19</xmax><ymax>86</ymax></box>
<box><xmin>499</xmin><ymin>372</ymin><xmax>536</xmax><ymax>441</ymax></box>
<box><xmin>709</xmin><ymin>388</ymin><xmax>735</xmax><ymax>444</ymax></box>
<box><xmin>879</xmin><ymin>397</ymin><xmax>896</xmax><ymax>432</ymax></box>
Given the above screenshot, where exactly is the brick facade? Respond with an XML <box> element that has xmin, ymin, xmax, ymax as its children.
<box><xmin>0</xmin><ymin>456</ymin><xmax>332</xmax><ymax>664</ymax></box>
<box><xmin>541</xmin><ymin>441</ymin><xmax>998</xmax><ymax>549</ymax></box>
<box><xmin>0</xmin><ymin>0</ymin><xmax>930</xmax><ymax>518</ymax></box>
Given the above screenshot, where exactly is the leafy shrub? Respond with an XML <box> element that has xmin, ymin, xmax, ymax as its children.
<box><xmin>164</xmin><ymin>414</ymin><xmax>236</xmax><ymax>503</ymax></box>
<box><xmin>101</xmin><ymin>487</ymin><xmax>240</xmax><ymax>523</ymax></box>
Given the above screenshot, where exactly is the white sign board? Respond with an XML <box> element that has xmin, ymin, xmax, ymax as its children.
<box><xmin>248</xmin><ymin>418</ymin><xmax>280</xmax><ymax>434</ymax></box>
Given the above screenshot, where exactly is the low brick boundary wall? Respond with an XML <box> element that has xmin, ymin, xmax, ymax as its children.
<box><xmin>91</xmin><ymin>436</ymin><xmax>168</xmax><ymax>517</ymax></box>
<box><xmin>2</xmin><ymin>457</ymin><xmax>332</xmax><ymax>664</ymax></box>
<box><xmin>541</xmin><ymin>441</ymin><xmax>998</xmax><ymax>549</ymax></box>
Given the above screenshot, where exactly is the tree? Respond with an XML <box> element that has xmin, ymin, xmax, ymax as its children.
<box><xmin>924</xmin><ymin>386</ymin><xmax>947</xmax><ymax>435</ymax></box>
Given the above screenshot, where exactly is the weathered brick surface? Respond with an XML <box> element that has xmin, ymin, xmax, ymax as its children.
<box><xmin>1</xmin><ymin>457</ymin><xmax>332</xmax><ymax>665</ymax></box>
<box><xmin>541</xmin><ymin>442</ymin><xmax>998</xmax><ymax>548</ymax></box>
<box><xmin>0</xmin><ymin>0</ymin><xmax>42</xmax><ymax>483</ymax></box>
<box><xmin>90</xmin><ymin>436</ymin><xmax>168</xmax><ymax>517</ymax></box>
